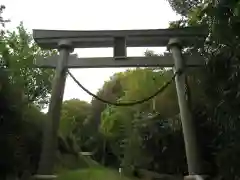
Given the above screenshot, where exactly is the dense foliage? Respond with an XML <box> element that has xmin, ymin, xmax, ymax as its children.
<box><xmin>0</xmin><ymin>7</ymin><xmax>55</xmax><ymax>179</ymax></box>
<box><xmin>1</xmin><ymin>1</ymin><xmax>240</xmax><ymax>179</ymax></box>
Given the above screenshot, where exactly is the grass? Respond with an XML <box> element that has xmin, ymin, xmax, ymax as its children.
<box><xmin>54</xmin><ymin>152</ymin><xmax>101</xmax><ymax>174</ymax></box>
<box><xmin>55</xmin><ymin>151</ymin><xmax>137</xmax><ymax>180</ymax></box>
<box><xmin>56</xmin><ymin>167</ymin><xmax>134</xmax><ymax>180</ymax></box>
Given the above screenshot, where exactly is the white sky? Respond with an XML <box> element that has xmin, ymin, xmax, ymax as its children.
<box><xmin>2</xmin><ymin>0</ymin><xmax>179</xmax><ymax>103</ymax></box>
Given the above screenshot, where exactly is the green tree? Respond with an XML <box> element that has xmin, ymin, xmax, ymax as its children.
<box><xmin>0</xmin><ymin>73</ymin><xmax>47</xmax><ymax>178</ymax></box>
<box><xmin>0</xmin><ymin>5</ymin><xmax>9</xmax><ymax>34</ymax></box>
<box><xmin>99</xmin><ymin>67</ymin><xmax>184</xmax><ymax>175</ymax></box>
<box><xmin>1</xmin><ymin>22</ymin><xmax>55</xmax><ymax>108</ymax></box>
<box><xmin>59</xmin><ymin>99</ymin><xmax>92</xmax><ymax>150</ymax></box>
<box><xmin>0</xmin><ymin>19</ymin><xmax>56</xmax><ymax>179</ymax></box>
<box><xmin>56</xmin><ymin>99</ymin><xmax>102</xmax><ymax>172</ymax></box>
<box><xmin>166</xmin><ymin>0</ymin><xmax>201</xmax><ymax>16</ymax></box>
<box><xmin>167</xmin><ymin>0</ymin><xmax>240</xmax><ymax>178</ymax></box>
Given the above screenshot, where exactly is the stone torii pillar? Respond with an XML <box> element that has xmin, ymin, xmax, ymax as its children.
<box><xmin>168</xmin><ymin>38</ymin><xmax>203</xmax><ymax>178</ymax></box>
<box><xmin>34</xmin><ymin>40</ymin><xmax>73</xmax><ymax>180</ymax></box>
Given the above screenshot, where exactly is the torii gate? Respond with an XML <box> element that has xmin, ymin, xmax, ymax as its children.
<box><xmin>32</xmin><ymin>26</ymin><xmax>208</xmax><ymax>180</ymax></box>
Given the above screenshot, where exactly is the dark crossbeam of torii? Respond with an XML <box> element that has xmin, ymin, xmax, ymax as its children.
<box><xmin>32</xmin><ymin>26</ymin><xmax>208</xmax><ymax>180</ymax></box>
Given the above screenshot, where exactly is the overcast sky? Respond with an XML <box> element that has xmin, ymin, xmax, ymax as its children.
<box><xmin>2</xmin><ymin>0</ymin><xmax>179</xmax><ymax>103</ymax></box>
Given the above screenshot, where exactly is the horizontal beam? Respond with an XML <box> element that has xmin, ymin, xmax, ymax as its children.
<box><xmin>33</xmin><ymin>26</ymin><xmax>208</xmax><ymax>49</ymax></box>
<box><xmin>34</xmin><ymin>54</ymin><xmax>205</xmax><ymax>68</ymax></box>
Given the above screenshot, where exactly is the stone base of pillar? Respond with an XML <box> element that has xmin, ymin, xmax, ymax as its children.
<box><xmin>184</xmin><ymin>175</ymin><xmax>210</xmax><ymax>180</ymax></box>
<box><xmin>32</xmin><ymin>175</ymin><xmax>58</xmax><ymax>180</ymax></box>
